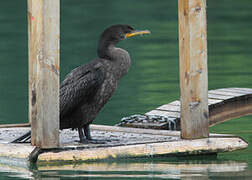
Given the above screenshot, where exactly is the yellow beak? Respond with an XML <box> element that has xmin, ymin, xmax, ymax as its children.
<box><xmin>125</xmin><ymin>30</ymin><xmax>151</xmax><ymax>38</ymax></box>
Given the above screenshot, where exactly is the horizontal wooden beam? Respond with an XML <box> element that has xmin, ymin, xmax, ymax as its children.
<box><xmin>37</xmin><ymin>136</ymin><xmax>247</xmax><ymax>163</ymax></box>
<box><xmin>0</xmin><ymin>123</ymin><xmax>30</xmax><ymax>128</ymax></box>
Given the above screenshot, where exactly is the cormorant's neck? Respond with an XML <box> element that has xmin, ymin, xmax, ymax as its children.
<box><xmin>98</xmin><ymin>38</ymin><xmax>131</xmax><ymax>80</ymax></box>
<box><xmin>97</xmin><ymin>38</ymin><xmax>118</xmax><ymax>60</ymax></box>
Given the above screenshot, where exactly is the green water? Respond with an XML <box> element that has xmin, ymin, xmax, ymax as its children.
<box><xmin>0</xmin><ymin>0</ymin><xmax>252</xmax><ymax>179</ymax></box>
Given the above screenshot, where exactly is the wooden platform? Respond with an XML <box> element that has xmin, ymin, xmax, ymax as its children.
<box><xmin>121</xmin><ymin>88</ymin><xmax>252</xmax><ymax>130</ymax></box>
<box><xmin>0</xmin><ymin>87</ymin><xmax>250</xmax><ymax>164</ymax></box>
<box><xmin>0</xmin><ymin>125</ymin><xmax>248</xmax><ymax>164</ymax></box>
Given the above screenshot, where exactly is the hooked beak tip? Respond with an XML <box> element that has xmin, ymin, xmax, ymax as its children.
<box><xmin>125</xmin><ymin>30</ymin><xmax>151</xmax><ymax>38</ymax></box>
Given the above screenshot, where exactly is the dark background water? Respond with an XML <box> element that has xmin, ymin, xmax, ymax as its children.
<box><xmin>0</xmin><ymin>0</ymin><xmax>251</xmax><ymax>179</ymax></box>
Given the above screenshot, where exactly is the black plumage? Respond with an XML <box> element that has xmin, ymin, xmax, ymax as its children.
<box><xmin>12</xmin><ymin>24</ymin><xmax>150</xmax><ymax>143</ymax></box>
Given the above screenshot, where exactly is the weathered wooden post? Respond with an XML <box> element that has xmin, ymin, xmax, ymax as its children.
<box><xmin>28</xmin><ymin>0</ymin><xmax>60</xmax><ymax>148</ymax></box>
<box><xmin>178</xmin><ymin>0</ymin><xmax>209</xmax><ymax>139</ymax></box>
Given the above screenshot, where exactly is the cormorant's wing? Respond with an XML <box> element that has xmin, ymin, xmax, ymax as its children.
<box><xmin>11</xmin><ymin>62</ymin><xmax>104</xmax><ymax>143</ymax></box>
<box><xmin>60</xmin><ymin>62</ymin><xmax>105</xmax><ymax>118</ymax></box>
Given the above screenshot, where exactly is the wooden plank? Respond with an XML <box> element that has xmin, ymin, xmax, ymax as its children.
<box><xmin>145</xmin><ymin>110</ymin><xmax>180</xmax><ymax>118</ymax></box>
<box><xmin>29</xmin><ymin>0</ymin><xmax>60</xmax><ymax>148</ymax></box>
<box><xmin>0</xmin><ymin>126</ymin><xmax>236</xmax><ymax>145</ymax></box>
<box><xmin>215</xmin><ymin>88</ymin><xmax>248</xmax><ymax>95</ymax></box>
<box><xmin>208</xmin><ymin>98</ymin><xmax>223</xmax><ymax>105</ymax></box>
<box><xmin>0</xmin><ymin>123</ymin><xmax>30</xmax><ymax>128</ymax></box>
<box><xmin>208</xmin><ymin>93</ymin><xmax>233</xmax><ymax>100</ymax></box>
<box><xmin>37</xmin><ymin>137</ymin><xmax>248</xmax><ymax>163</ymax></box>
<box><xmin>209</xmin><ymin>96</ymin><xmax>252</xmax><ymax>126</ymax></box>
<box><xmin>178</xmin><ymin>0</ymin><xmax>209</xmax><ymax>139</ymax></box>
<box><xmin>232</xmin><ymin>88</ymin><xmax>252</xmax><ymax>93</ymax></box>
<box><xmin>90</xmin><ymin>124</ymin><xmax>181</xmax><ymax>137</ymax></box>
<box><xmin>157</xmin><ymin>98</ymin><xmax>223</xmax><ymax>110</ymax></box>
<box><xmin>209</xmin><ymin>90</ymin><xmax>244</xmax><ymax>97</ymax></box>
<box><xmin>156</xmin><ymin>104</ymin><xmax>180</xmax><ymax>112</ymax></box>
<box><xmin>169</xmin><ymin>100</ymin><xmax>181</xmax><ymax>106</ymax></box>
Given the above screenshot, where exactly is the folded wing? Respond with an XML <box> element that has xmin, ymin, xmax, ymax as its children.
<box><xmin>60</xmin><ymin>63</ymin><xmax>105</xmax><ymax>119</ymax></box>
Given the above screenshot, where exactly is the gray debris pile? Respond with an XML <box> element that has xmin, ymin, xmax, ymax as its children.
<box><xmin>116</xmin><ymin>114</ymin><xmax>180</xmax><ymax>131</ymax></box>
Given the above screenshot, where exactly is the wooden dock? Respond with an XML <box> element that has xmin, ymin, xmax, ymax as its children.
<box><xmin>0</xmin><ymin>87</ymin><xmax>250</xmax><ymax>164</ymax></box>
<box><xmin>121</xmin><ymin>88</ymin><xmax>252</xmax><ymax>130</ymax></box>
<box><xmin>0</xmin><ymin>124</ymin><xmax>248</xmax><ymax>164</ymax></box>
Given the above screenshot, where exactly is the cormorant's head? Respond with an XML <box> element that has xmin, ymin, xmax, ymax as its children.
<box><xmin>99</xmin><ymin>24</ymin><xmax>151</xmax><ymax>45</ymax></box>
<box><xmin>98</xmin><ymin>24</ymin><xmax>150</xmax><ymax>59</ymax></box>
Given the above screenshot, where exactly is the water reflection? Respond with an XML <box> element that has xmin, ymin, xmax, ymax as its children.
<box><xmin>0</xmin><ymin>159</ymin><xmax>250</xmax><ymax>179</ymax></box>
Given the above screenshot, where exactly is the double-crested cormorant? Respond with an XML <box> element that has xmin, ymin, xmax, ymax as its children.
<box><xmin>12</xmin><ymin>24</ymin><xmax>150</xmax><ymax>143</ymax></box>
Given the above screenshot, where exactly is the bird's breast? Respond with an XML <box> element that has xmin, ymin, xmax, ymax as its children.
<box><xmin>95</xmin><ymin>72</ymin><xmax>118</xmax><ymax>106</ymax></box>
<box><xmin>112</xmin><ymin>48</ymin><xmax>131</xmax><ymax>80</ymax></box>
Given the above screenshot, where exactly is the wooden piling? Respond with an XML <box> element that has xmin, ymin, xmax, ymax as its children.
<box><xmin>178</xmin><ymin>0</ymin><xmax>209</xmax><ymax>139</ymax></box>
<box><xmin>28</xmin><ymin>0</ymin><xmax>60</xmax><ymax>148</ymax></box>
<box><xmin>28</xmin><ymin>0</ymin><xmax>32</xmax><ymax>124</ymax></box>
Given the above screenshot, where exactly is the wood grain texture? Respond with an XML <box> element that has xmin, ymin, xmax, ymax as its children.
<box><xmin>29</xmin><ymin>0</ymin><xmax>60</xmax><ymax>148</ymax></box>
<box><xmin>178</xmin><ymin>0</ymin><xmax>209</xmax><ymax>139</ymax></box>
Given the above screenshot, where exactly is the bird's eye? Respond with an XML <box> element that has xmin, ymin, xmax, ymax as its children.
<box><xmin>126</xmin><ymin>25</ymin><xmax>134</xmax><ymax>30</ymax></box>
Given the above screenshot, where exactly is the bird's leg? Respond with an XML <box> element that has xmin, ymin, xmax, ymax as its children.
<box><xmin>78</xmin><ymin>128</ymin><xmax>86</xmax><ymax>143</ymax></box>
<box><xmin>83</xmin><ymin>124</ymin><xmax>108</xmax><ymax>144</ymax></box>
<box><xmin>83</xmin><ymin>124</ymin><xmax>92</xmax><ymax>140</ymax></box>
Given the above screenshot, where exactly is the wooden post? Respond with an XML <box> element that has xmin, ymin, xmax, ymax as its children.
<box><xmin>178</xmin><ymin>0</ymin><xmax>209</xmax><ymax>139</ymax></box>
<box><xmin>28</xmin><ymin>0</ymin><xmax>32</xmax><ymax>124</ymax></box>
<box><xmin>28</xmin><ymin>0</ymin><xmax>60</xmax><ymax>148</ymax></box>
